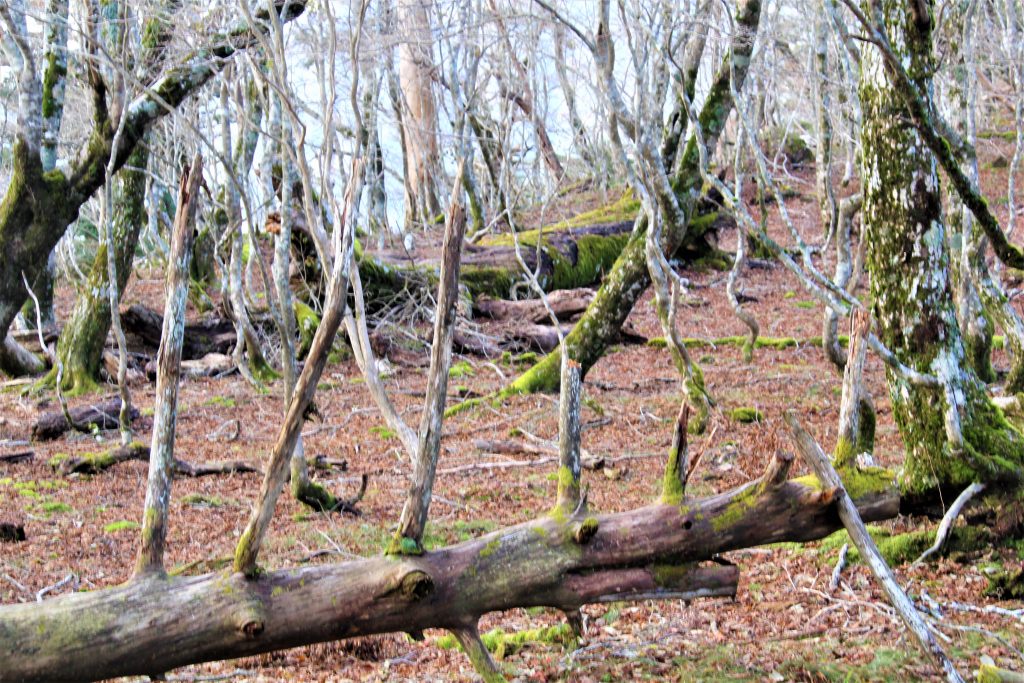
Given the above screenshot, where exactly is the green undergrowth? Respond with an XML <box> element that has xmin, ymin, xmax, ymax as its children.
<box><xmin>433</xmin><ymin>623</ymin><xmax>575</xmax><ymax>660</ymax></box>
<box><xmin>730</xmin><ymin>407</ymin><xmax>764</xmax><ymax>423</ymax></box>
<box><xmin>103</xmin><ymin>520</ymin><xmax>139</xmax><ymax>534</ymax></box>
<box><xmin>797</xmin><ymin>524</ymin><xmax>989</xmax><ymax>566</ymax></box>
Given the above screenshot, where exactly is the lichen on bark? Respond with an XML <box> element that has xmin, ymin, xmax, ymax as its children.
<box><xmin>860</xmin><ymin>0</ymin><xmax>1024</xmax><ymax>492</ymax></box>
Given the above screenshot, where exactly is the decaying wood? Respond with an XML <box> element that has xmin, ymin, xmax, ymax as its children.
<box><xmin>785</xmin><ymin>411</ymin><xmax>965</xmax><ymax>683</ymax></box>
<box><xmin>179</xmin><ymin>353</ymin><xmax>236</xmax><ymax>378</ymax></box>
<box><xmin>122</xmin><ymin>304</ymin><xmax>237</xmax><ymax>360</ymax></box>
<box><xmin>504</xmin><ymin>322</ymin><xmax>576</xmax><ymax>353</ymax></box>
<box><xmin>0</xmin><ymin>451</ymin><xmax>32</xmax><ymax>464</ymax></box>
<box><xmin>57</xmin><ymin>440</ymin><xmax>258</xmax><ymax>479</ymax></box>
<box><xmin>137</xmin><ymin>153</ymin><xmax>204</xmax><ymax>575</ymax></box>
<box><xmin>32</xmin><ymin>398</ymin><xmax>139</xmax><ymax>441</ymax></box>
<box><xmin>556</xmin><ymin>357</ymin><xmax>583</xmax><ymax>513</ymax></box>
<box><xmin>472</xmin><ymin>439</ymin><xmax>604</xmax><ymax>470</ymax></box>
<box><xmin>0</xmin><ymin>448</ymin><xmax>903</xmax><ymax>682</ymax></box>
<box><xmin>475</xmin><ymin>288</ymin><xmax>595</xmax><ymax>323</ymax></box>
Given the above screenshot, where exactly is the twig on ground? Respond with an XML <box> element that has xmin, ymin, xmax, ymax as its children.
<box><xmin>36</xmin><ymin>573</ymin><xmax>77</xmax><ymax>602</ymax></box>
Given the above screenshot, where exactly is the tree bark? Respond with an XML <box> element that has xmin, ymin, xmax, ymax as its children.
<box><xmin>859</xmin><ymin>0</ymin><xmax>1024</xmax><ymax>492</ymax></box>
<box><xmin>45</xmin><ymin>146</ymin><xmax>149</xmax><ymax>394</ymax></box>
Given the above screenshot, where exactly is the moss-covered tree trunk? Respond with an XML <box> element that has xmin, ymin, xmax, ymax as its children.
<box><xmin>46</xmin><ymin>147</ymin><xmax>148</xmax><ymax>394</ymax></box>
<box><xmin>860</xmin><ymin>0</ymin><xmax>1024</xmax><ymax>492</ymax></box>
<box><xmin>505</xmin><ymin>0</ymin><xmax>762</xmax><ymax>395</ymax></box>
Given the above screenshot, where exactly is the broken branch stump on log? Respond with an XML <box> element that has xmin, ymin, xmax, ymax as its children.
<box><xmin>32</xmin><ymin>398</ymin><xmax>139</xmax><ymax>441</ymax></box>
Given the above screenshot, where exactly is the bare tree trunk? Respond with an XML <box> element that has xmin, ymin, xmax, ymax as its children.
<box><xmin>394</xmin><ymin>185</ymin><xmax>468</xmax><ymax>551</ymax></box>
<box><xmin>136</xmin><ymin>153</ymin><xmax>203</xmax><ymax>575</ymax></box>
<box><xmin>397</xmin><ymin>0</ymin><xmax>443</xmax><ymax>231</ymax></box>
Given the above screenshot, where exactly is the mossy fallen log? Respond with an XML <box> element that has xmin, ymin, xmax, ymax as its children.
<box><xmin>0</xmin><ymin>452</ymin><xmax>898</xmax><ymax>682</ymax></box>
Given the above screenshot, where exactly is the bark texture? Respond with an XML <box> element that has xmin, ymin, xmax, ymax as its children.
<box><xmin>859</xmin><ymin>0</ymin><xmax>1024</xmax><ymax>491</ymax></box>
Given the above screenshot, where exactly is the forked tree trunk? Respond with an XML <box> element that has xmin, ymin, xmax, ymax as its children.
<box><xmin>859</xmin><ymin>0</ymin><xmax>1024</xmax><ymax>492</ymax></box>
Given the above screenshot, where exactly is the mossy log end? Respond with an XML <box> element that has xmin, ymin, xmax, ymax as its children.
<box><xmin>0</xmin><ymin>462</ymin><xmax>897</xmax><ymax>682</ymax></box>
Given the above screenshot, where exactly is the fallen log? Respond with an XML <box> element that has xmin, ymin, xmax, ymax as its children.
<box><xmin>505</xmin><ymin>323</ymin><xmax>576</xmax><ymax>353</ymax></box>
<box><xmin>473</xmin><ymin>438</ymin><xmax>604</xmax><ymax>470</ymax></box>
<box><xmin>31</xmin><ymin>398</ymin><xmax>139</xmax><ymax>441</ymax></box>
<box><xmin>0</xmin><ymin>451</ymin><xmax>899</xmax><ymax>682</ymax></box>
<box><xmin>122</xmin><ymin>304</ymin><xmax>236</xmax><ymax>360</ymax></box>
<box><xmin>0</xmin><ymin>451</ymin><xmax>33</xmax><ymax>464</ymax></box>
<box><xmin>145</xmin><ymin>352</ymin><xmax>236</xmax><ymax>380</ymax></box>
<box><xmin>58</xmin><ymin>443</ymin><xmax>259</xmax><ymax>477</ymax></box>
<box><xmin>475</xmin><ymin>288</ymin><xmax>595</xmax><ymax>323</ymax></box>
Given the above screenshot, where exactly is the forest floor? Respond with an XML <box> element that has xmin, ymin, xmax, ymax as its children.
<box><xmin>2</xmin><ymin>137</ymin><xmax>1024</xmax><ymax>682</ymax></box>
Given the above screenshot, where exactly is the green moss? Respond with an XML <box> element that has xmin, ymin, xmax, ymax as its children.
<box><xmin>651</xmin><ymin>563</ymin><xmax>694</xmax><ymax>587</ymax></box>
<box><xmin>479</xmin><ymin>539</ymin><xmax>501</xmax><ymax>559</ymax></box>
<box><xmin>817</xmin><ymin>525</ymin><xmax>988</xmax><ymax>566</ymax></box>
<box><xmin>103</xmin><ymin>520</ymin><xmax>139</xmax><ymax>534</ymax></box>
<box><xmin>293</xmin><ymin>300</ymin><xmax>320</xmax><ymax>359</ymax></box>
<box><xmin>794</xmin><ymin>300</ymin><xmax>816</xmax><ymax>310</ymax></box>
<box><xmin>181</xmin><ymin>493</ymin><xmax>225</xmax><ymax>508</ymax></box>
<box><xmin>369</xmin><ymin>425</ymin><xmax>397</xmax><ymax>441</ymax></box>
<box><xmin>712</xmin><ymin>483</ymin><xmax>760</xmax><ymax>532</ymax></box>
<box><xmin>444</xmin><ymin>397</ymin><xmax>484</xmax><ymax>419</ymax></box>
<box><xmin>730</xmin><ymin>407</ymin><xmax>764</xmax><ymax>423</ymax></box>
<box><xmin>449</xmin><ymin>360</ymin><xmax>475</xmax><ymax>379</ymax></box>
<box><xmin>435</xmin><ymin>624</ymin><xmax>575</xmax><ymax>660</ymax></box>
<box><xmin>47</xmin><ymin>453</ymin><xmax>69</xmax><ymax>469</ymax></box>
<box><xmin>39</xmin><ymin>500</ymin><xmax>73</xmax><ymax>515</ymax></box>
<box><xmin>387</xmin><ymin>535</ymin><xmax>424</xmax><ymax>556</ymax></box>
<box><xmin>203</xmin><ymin>395</ymin><xmax>236</xmax><ymax>408</ymax></box>
<box><xmin>661</xmin><ymin>442</ymin><xmax>686</xmax><ymax>505</ymax></box>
